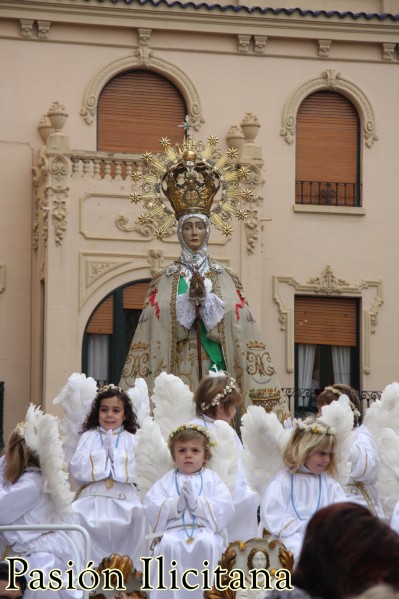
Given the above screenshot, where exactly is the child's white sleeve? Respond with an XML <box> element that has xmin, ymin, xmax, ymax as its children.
<box><xmin>349</xmin><ymin>428</ymin><xmax>379</xmax><ymax>484</ymax></box>
<box><xmin>0</xmin><ymin>474</ymin><xmax>42</xmax><ymax>525</ymax></box>
<box><xmin>69</xmin><ymin>431</ymin><xmax>110</xmax><ymax>483</ymax></box>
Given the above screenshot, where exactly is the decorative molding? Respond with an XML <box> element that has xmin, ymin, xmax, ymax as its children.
<box><xmin>49</xmin><ymin>155</ymin><xmax>70</xmax><ymax>246</ymax></box>
<box><xmin>382</xmin><ymin>42</ymin><xmax>396</xmax><ymax>61</ymax></box>
<box><xmin>79</xmin><ymin>252</ymin><xmax>174</xmax><ymax>308</ymax></box>
<box><xmin>80</xmin><ymin>53</ymin><xmax>204</xmax><ymax>129</ymax></box>
<box><xmin>238</xmin><ymin>34</ymin><xmax>251</xmax><ymax>53</ymax></box>
<box><xmin>318</xmin><ymin>39</ymin><xmax>332</xmax><ymax>58</ymax></box>
<box><xmin>281</xmin><ymin>69</ymin><xmax>378</xmax><ymax>148</ymax></box>
<box><xmin>20</xmin><ymin>20</ymin><xmax>34</xmax><ymax>37</ymax></box>
<box><xmin>147</xmin><ymin>249</ymin><xmax>165</xmax><ymax>276</ymax></box>
<box><xmin>37</xmin><ymin>21</ymin><xmax>51</xmax><ymax>39</ymax></box>
<box><xmin>239</xmin><ymin>165</ymin><xmax>264</xmax><ymax>254</ymax></box>
<box><xmin>0</xmin><ymin>265</ymin><xmax>5</xmax><ymax>293</ymax></box>
<box><xmin>115</xmin><ymin>214</ymin><xmax>178</xmax><ymax>240</ymax></box>
<box><xmin>254</xmin><ymin>35</ymin><xmax>267</xmax><ymax>54</ymax></box>
<box><xmin>273</xmin><ymin>265</ymin><xmax>383</xmax><ymax>374</ymax></box>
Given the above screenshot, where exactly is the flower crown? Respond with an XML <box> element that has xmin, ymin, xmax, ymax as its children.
<box><xmin>200</xmin><ymin>377</ymin><xmax>238</xmax><ymax>410</ymax></box>
<box><xmin>168</xmin><ymin>423</ymin><xmax>216</xmax><ymax>446</ymax></box>
<box><xmin>97</xmin><ymin>383</ymin><xmax>124</xmax><ymax>395</ymax></box>
<box><xmin>324</xmin><ymin>386</ymin><xmax>361</xmax><ymax>419</ymax></box>
<box><xmin>294</xmin><ymin>419</ymin><xmax>336</xmax><ymax>436</ymax></box>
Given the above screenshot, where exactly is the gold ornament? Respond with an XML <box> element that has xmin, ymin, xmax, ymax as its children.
<box><xmin>130</xmin><ymin>118</ymin><xmax>254</xmax><ymax>239</ymax></box>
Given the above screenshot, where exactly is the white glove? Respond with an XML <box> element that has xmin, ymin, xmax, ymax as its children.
<box><xmin>182</xmin><ymin>480</ymin><xmax>197</xmax><ymax>512</ymax></box>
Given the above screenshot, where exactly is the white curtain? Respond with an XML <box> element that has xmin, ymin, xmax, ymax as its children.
<box><xmin>332</xmin><ymin>345</ymin><xmax>351</xmax><ymax>385</ymax></box>
<box><xmin>87</xmin><ymin>334</ymin><xmax>109</xmax><ymax>382</ymax></box>
<box><xmin>297</xmin><ymin>344</ymin><xmax>316</xmax><ymax>406</ymax></box>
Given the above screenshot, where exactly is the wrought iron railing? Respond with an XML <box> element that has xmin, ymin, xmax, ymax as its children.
<box><xmin>295</xmin><ymin>180</ymin><xmax>361</xmax><ymax>207</ymax></box>
<box><xmin>281</xmin><ymin>388</ymin><xmax>381</xmax><ymax>418</ymax></box>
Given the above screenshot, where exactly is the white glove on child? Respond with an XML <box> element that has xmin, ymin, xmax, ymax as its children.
<box><xmin>182</xmin><ymin>480</ymin><xmax>198</xmax><ymax>512</ymax></box>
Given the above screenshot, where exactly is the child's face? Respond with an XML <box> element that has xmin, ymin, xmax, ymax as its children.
<box><xmin>174</xmin><ymin>439</ymin><xmax>205</xmax><ymax>474</ymax></box>
<box><xmin>98</xmin><ymin>396</ymin><xmax>125</xmax><ymax>430</ymax></box>
<box><xmin>216</xmin><ymin>402</ymin><xmax>237</xmax><ymax>424</ymax></box>
<box><xmin>304</xmin><ymin>450</ymin><xmax>331</xmax><ymax>475</ymax></box>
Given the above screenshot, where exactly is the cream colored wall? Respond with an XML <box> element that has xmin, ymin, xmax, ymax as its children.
<box><xmin>1</xmin><ymin>0</ymin><xmax>398</xmax><ymax>442</ymax></box>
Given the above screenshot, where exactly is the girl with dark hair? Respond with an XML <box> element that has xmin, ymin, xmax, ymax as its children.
<box><xmin>69</xmin><ymin>384</ymin><xmax>150</xmax><ymax>568</ymax></box>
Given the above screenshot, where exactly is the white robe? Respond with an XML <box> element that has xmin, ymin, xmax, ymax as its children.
<box><xmin>0</xmin><ymin>457</ymin><xmax>82</xmax><ymax>599</ymax></box>
<box><xmin>344</xmin><ymin>424</ymin><xmax>384</xmax><ymax>518</ymax></box>
<box><xmin>69</xmin><ymin>428</ymin><xmax>150</xmax><ymax>569</ymax></box>
<box><xmin>260</xmin><ymin>467</ymin><xmax>346</xmax><ymax>560</ymax></box>
<box><xmin>190</xmin><ymin>415</ymin><xmax>259</xmax><ymax>542</ymax></box>
<box><xmin>143</xmin><ymin>467</ymin><xmax>234</xmax><ymax>599</ymax></box>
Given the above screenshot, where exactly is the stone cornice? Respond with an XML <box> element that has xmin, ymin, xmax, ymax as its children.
<box><xmin>2</xmin><ymin>1</ymin><xmax>399</xmax><ymax>42</ymax></box>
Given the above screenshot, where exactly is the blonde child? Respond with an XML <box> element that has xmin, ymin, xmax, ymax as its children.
<box><xmin>0</xmin><ymin>406</ymin><xmax>82</xmax><ymax>599</ymax></box>
<box><xmin>317</xmin><ymin>384</ymin><xmax>384</xmax><ymax>518</ymax></box>
<box><xmin>190</xmin><ymin>373</ymin><xmax>259</xmax><ymax>541</ymax></box>
<box><xmin>260</xmin><ymin>416</ymin><xmax>346</xmax><ymax>560</ymax></box>
<box><xmin>143</xmin><ymin>424</ymin><xmax>234</xmax><ymax>599</ymax></box>
<box><xmin>69</xmin><ymin>384</ymin><xmax>150</xmax><ymax>568</ymax></box>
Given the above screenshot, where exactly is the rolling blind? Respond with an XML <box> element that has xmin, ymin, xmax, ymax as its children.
<box><xmin>98</xmin><ymin>69</ymin><xmax>187</xmax><ymax>153</ymax></box>
<box><xmin>296</xmin><ymin>91</ymin><xmax>359</xmax><ymax>204</ymax></box>
<box><xmin>86</xmin><ymin>296</ymin><xmax>114</xmax><ymax>334</ymax></box>
<box><xmin>123</xmin><ymin>282</ymin><xmax>149</xmax><ymax>310</ymax></box>
<box><xmin>295</xmin><ymin>296</ymin><xmax>357</xmax><ymax>347</ymax></box>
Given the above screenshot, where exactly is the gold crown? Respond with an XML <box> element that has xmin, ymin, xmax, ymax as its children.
<box><xmin>130</xmin><ymin>120</ymin><xmax>254</xmax><ymax>239</ymax></box>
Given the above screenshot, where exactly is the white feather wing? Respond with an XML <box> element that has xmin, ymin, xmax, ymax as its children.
<box><xmin>363</xmin><ymin>383</ymin><xmax>399</xmax><ymax>518</ymax></box>
<box><xmin>24</xmin><ymin>404</ymin><xmax>74</xmax><ymax>515</ymax></box>
<box><xmin>241</xmin><ymin>406</ymin><xmax>290</xmax><ymax>496</ymax></box>
<box><xmin>134</xmin><ymin>417</ymin><xmax>173</xmax><ymax>500</ymax></box>
<box><xmin>152</xmin><ymin>372</ymin><xmax>196</xmax><ymax>440</ymax></box>
<box><xmin>127</xmin><ymin>377</ymin><xmax>150</xmax><ymax>427</ymax></box>
<box><xmin>53</xmin><ymin>372</ymin><xmax>97</xmax><ymax>463</ymax></box>
<box><xmin>364</xmin><ymin>382</ymin><xmax>399</xmax><ymax>441</ymax></box>
<box><xmin>320</xmin><ymin>394</ymin><xmax>356</xmax><ymax>486</ymax></box>
<box><xmin>207</xmin><ymin>420</ymin><xmax>239</xmax><ymax>495</ymax></box>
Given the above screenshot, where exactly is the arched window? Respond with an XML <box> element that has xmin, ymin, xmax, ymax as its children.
<box><xmin>295</xmin><ymin>91</ymin><xmax>361</xmax><ymax>206</ymax></box>
<box><xmin>97</xmin><ymin>69</ymin><xmax>187</xmax><ymax>153</ymax></box>
<box><xmin>82</xmin><ymin>281</ymin><xmax>150</xmax><ymax>386</ymax></box>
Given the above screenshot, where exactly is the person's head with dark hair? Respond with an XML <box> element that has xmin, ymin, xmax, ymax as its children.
<box><xmin>80</xmin><ymin>384</ymin><xmax>138</xmax><ymax>434</ymax></box>
<box><xmin>292</xmin><ymin>502</ymin><xmax>399</xmax><ymax>599</ymax></box>
<box><xmin>317</xmin><ymin>384</ymin><xmax>361</xmax><ymax>426</ymax></box>
<box><xmin>0</xmin><ymin>561</ymin><xmax>26</xmax><ymax>597</ymax></box>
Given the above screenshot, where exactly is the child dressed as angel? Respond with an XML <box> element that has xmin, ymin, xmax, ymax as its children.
<box><xmin>190</xmin><ymin>372</ymin><xmax>259</xmax><ymax>542</ymax></box>
<box><xmin>143</xmin><ymin>423</ymin><xmax>234</xmax><ymax>599</ymax></box>
<box><xmin>260</xmin><ymin>416</ymin><xmax>346</xmax><ymax>561</ymax></box>
<box><xmin>68</xmin><ymin>384</ymin><xmax>150</xmax><ymax>569</ymax></box>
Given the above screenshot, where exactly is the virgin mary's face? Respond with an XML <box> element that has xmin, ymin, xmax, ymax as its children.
<box><xmin>181</xmin><ymin>217</ymin><xmax>207</xmax><ymax>251</ymax></box>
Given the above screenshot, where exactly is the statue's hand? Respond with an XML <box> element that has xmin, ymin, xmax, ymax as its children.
<box><xmin>188</xmin><ymin>270</ymin><xmax>206</xmax><ymax>302</ymax></box>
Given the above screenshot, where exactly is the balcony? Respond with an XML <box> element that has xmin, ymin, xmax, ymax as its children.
<box><xmin>295</xmin><ymin>180</ymin><xmax>361</xmax><ymax>207</ymax></box>
<box><xmin>282</xmin><ymin>388</ymin><xmax>381</xmax><ymax>418</ymax></box>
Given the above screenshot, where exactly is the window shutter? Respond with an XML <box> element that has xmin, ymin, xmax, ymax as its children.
<box><xmin>295</xmin><ymin>296</ymin><xmax>357</xmax><ymax>346</ymax></box>
<box><xmin>98</xmin><ymin>70</ymin><xmax>187</xmax><ymax>153</ymax></box>
<box><xmin>86</xmin><ymin>296</ymin><xmax>113</xmax><ymax>334</ymax></box>
<box><xmin>123</xmin><ymin>282</ymin><xmax>150</xmax><ymax>310</ymax></box>
<box><xmin>296</xmin><ymin>91</ymin><xmax>359</xmax><ymax>205</ymax></box>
